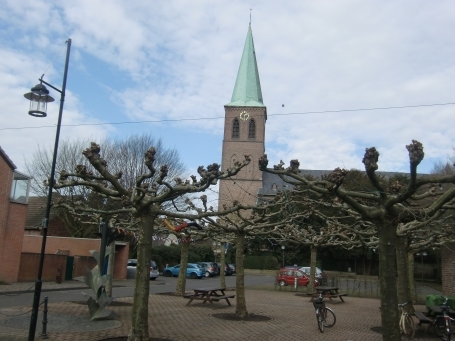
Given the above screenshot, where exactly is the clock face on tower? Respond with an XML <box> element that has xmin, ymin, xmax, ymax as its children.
<box><xmin>239</xmin><ymin>111</ymin><xmax>250</xmax><ymax>121</ymax></box>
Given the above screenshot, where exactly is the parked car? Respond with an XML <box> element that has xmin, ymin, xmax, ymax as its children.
<box><xmin>127</xmin><ymin>259</ymin><xmax>159</xmax><ymax>280</ymax></box>
<box><xmin>277</xmin><ymin>268</ymin><xmax>319</xmax><ymax>287</ymax></box>
<box><xmin>163</xmin><ymin>263</ymin><xmax>205</xmax><ymax>279</ymax></box>
<box><xmin>228</xmin><ymin>263</ymin><xmax>236</xmax><ymax>274</ymax></box>
<box><xmin>216</xmin><ymin>262</ymin><xmax>233</xmax><ymax>276</ymax></box>
<box><xmin>298</xmin><ymin>266</ymin><xmax>328</xmax><ymax>285</ymax></box>
<box><xmin>198</xmin><ymin>262</ymin><xmax>220</xmax><ymax>277</ymax></box>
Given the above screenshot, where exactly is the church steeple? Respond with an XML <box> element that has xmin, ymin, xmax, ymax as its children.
<box><xmin>218</xmin><ymin>23</ymin><xmax>266</xmax><ymax>209</ymax></box>
<box><xmin>226</xmin><ymin>24</ymin><xmax>265</xmax><ymax>108</ymax></box>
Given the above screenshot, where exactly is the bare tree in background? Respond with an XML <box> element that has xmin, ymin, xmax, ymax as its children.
<box><xmin>25</xmin><ymin>134</ymin><xmax>187</xmax><ymax>237</ymax></box>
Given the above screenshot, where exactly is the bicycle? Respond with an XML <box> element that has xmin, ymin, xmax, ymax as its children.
<box><xmin>313</xmin><ymin>292</ymin><xmax>336</xmax><ymax>333</ymax></box>
<box><xmin>432</xmin><ymin>296</ymin><xmax>455</xmax><ymax>341</ymax></box>
<box><xmin>398</xmin><ymin>301</ymin><xmax>415</xmax><ymax>339</ymax></box>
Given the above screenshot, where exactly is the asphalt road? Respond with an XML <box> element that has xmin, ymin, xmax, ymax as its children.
<box><xmin>0</xmin><ymin>273</ymin><xmax>276</xmax><ymax>309</ymax></box>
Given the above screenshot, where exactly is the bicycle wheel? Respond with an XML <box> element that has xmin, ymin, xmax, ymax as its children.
<box><xmin>316</xmin><ymin>309</ymin><xmax>324</xmax><ymax>333</ymax></box>
<box><xmin>402</xmin><ymin>314</ymin><xmax>415</xmax><ymax>339</ymax></box>
<box><xmin>433</xmin><ymin>316</ymin><xmax>448</xmax><ymax>341</ymax></box>
<box><xmin>323</xmin><ymin>307</ymin><xmax>336</xmax><ymax>328</ymax></box>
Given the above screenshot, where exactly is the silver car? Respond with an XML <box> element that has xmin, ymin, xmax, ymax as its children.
<box><xmin>127</xmin><ymin>259</ymin><xmax>159</xmax><ymax>280</ymax></box>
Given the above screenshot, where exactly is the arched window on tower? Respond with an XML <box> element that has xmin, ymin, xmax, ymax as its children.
<box><xmin>232</xmin><ymin>118</ymin><xmax>239</xmax><ymax>138</ymax></box>
<box><xmin>248</xmin><ymin>119</ymin><xmax>256</xmax><ymax>139</ymax></box>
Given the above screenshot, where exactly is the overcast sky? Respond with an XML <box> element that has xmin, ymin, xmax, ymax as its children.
<box><xmin>1</xmin><ymin>0</ymin><xmax>454</xmax><ymax>187</ymax></box>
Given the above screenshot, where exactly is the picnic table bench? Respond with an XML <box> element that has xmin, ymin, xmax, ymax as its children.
<box><xmin>414</xmin><ymin>311</ymin><xmax>432</xmax><ymax>326</ymax></box>
<box><xmin>306</xmin><ymin>287</ymin><xmax>347</xmax><ymax>302</ymax></box>
<box><xmin>183</xmin><ymin>287</ymin><xmax>235</xmax><ymax>306</ymax></box>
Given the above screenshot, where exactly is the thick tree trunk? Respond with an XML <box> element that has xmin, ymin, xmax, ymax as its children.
<box><xmin>396</xmin><ymin>236</ymin><xmax>413</xmax><ymax>313</ymax></box>
<box><xmin>235</xmin><ymin>232</ymin><xmax>248</xmax><ymax>317</ymax></box>
<box><xmin>175</xmin><ymin>240</ymin><xmax>189</xmax><ymax>296</ymax></box>
<box><xmin>128</xmin><ymin>215</ymin><xmax>154</xmax><ymax>341</ymax></box>
<box><xmin>219</xmin><ymin>242</ymin><xmax>226</xmax><ymax>289</ymax></box>
<box><xmin>408</xmin><ymin>253</ymin><xmax>417</xmax><ymax>303</ymax></box>
<box><xmin>378</xmin><ymin>220</ymin><xmax>400</xmax><ymax>341</ymax></box>
<box><xmin>308</xmin><ymin>245</ymin><xmax>317</xmax><ymax>292</ymax></box>
<box><xmin>105</xmin><ymin>240</ymin><xmax>116</xmax><ymax>297</ymax></box>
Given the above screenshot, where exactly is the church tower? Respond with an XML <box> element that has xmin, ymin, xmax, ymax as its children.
<box><xmin>218</xmin><ymin>24</ymin><xmax>266</xmax><ymax>209</ymax></box>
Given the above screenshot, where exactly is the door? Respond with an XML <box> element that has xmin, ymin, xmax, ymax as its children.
<box><xmin>65</xmin><ymin>256</ymin><xmax>74</xmax><ymax>280</ymax></box>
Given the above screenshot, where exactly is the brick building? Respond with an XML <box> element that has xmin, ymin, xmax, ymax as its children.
<box><xmin>441</xmin><ymin>242</ymin><xmax>455</xmax><ymax>295</ymax></box>
<box><xmin>0</xmin><ymin>147</ymin><xmax>128</xmax><ymax>283</ymax></box>
<box><xmin>0</xmin><ymin>147</ymin><xmax>31</xmax><ymax>282</ymax></box>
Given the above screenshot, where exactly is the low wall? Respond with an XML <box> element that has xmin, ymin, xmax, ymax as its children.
<box><xmin>19</xmin><ymin>237</ymin><xmax>129</xmax><ymax>282</ymax></box>
<box><xmin>18</xmin><ymin>253</ymin><xmax>67</xmax><ymax>282</ymax></box>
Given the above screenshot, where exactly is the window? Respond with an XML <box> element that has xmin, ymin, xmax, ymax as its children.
<box><xmin>232</xmin><ymin>118</ymin><xmax>239</xmax><ymax>138</ymax></box>
<box><xmin>10</xmin><ymin>171</ymin><xmax>30</xmax><ymax>203</ymax></box>
<box><xmin>248</xmin><ymin>119</ymin><xmax>256</xmax><ymax>138</ymax></box>
<box><xmin>272</xmin><ymin>183</ymin><xmax>277</xmax><ymax>190</ymax></box>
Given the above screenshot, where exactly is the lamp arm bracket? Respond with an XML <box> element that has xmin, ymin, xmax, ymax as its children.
<box><xmin>39</xmin><ymin>78</ymin><xmax>63</xmax><ymax>94</ymax></box>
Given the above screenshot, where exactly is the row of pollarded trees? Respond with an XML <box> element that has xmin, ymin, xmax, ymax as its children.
<box><xmin>259</xmin><ymin>140</ymin><xmax>455</xmax><ymax>341</ymax></box>
<box><xmin>39</xmin><ymin>136</ymin><xmax>455</xmax><ymax>341</ymax></box>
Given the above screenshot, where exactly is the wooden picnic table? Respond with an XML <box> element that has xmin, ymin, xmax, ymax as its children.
<box><xmin>307</xmin><ymin>286</ymin><xmax>347</xmax><ymax>302</ymax></box>
<box><xmin>427</xmin><ymin>305</ymin><xmax>455</xmax><ymax>316</ymax></box>
<box><xmin>183</xmin><ymin>287</ymin><xmax>235</xmax><ymax>306</ymax></box>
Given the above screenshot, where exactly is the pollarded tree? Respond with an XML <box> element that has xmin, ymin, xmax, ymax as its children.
<box><xmin>53</xmin><ymin>142</ymin><xmax>251</xmax><ymax>341</ymax></box>
<box><xmin>202</xmin><ymin>201</ymin><xmax>287</xmax><ymax>318</ymax></box>
<box><xmin>259</xmin><ymin>140</ymin><xmax>455</xmax><ymax>341</ymax></box>
<box><xmin>268</xmin><ymin>187</ymin><xmax>376</xmax><ymax>291</ymax></box>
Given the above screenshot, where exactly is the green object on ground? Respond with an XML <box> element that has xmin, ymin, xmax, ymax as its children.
<box><xmin>426</xmin><ymin>294</ymin><xmax>455</xmax><ymax>315</ymax></box>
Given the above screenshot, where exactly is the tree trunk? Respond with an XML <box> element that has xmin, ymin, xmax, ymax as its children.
<box><xmin>175</xmin><ymin>240</ymin><xmax>189</xmax><ymax>296</ymax></box>
<box><xmin>408</xmin><ymin>252</ymin><xmax>417</xmax><ymax>303</ymax></box>
<box><xmin>128</xmin><ymin>214</ymin><xmax>154</xmax><ymax>341</ymax></box>
<box><xmin>377</xmin><ymin>219</ymin><xmax>400</xmax><ymax>341</ymax></box>
<box><xmin>220</xmin><ymin>242</ymin><xmax>226</xmax><ymax>289</ymax></box>
<box><xmin>105</xmin><ymin>240</ymin><xmax>116</xmax><ymax>297</ymax></box>
<box><xmin>235</xmin><ymin>232</ymin><xmax>248</xmax><ymax>317</ymax></box>
<box><xmin>396</xmin><ymin>236</ymin><xmax>413</xmax><ymax>313</ymax></box>
<box><xmin>308</xmin><ymin>245</ymin><xmax>317</xmax><ymax>292</ymax></box>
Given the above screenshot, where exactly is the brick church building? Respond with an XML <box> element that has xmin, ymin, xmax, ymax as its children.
<box><xmin>217</xmin><ymin>24</ymin><xmax>455</xmax><ymax>296</ymax></box>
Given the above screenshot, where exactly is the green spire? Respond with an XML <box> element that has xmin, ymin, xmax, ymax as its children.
<box><xmin>226</xmin><ymin>24</ymin><xmax>265</xmax><ymax>107</ymax></box>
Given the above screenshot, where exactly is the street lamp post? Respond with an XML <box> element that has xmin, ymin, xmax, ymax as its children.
<box><xmin>24</xmin><ymin>38</ymin><xmax>71</xmax><ymax>341</ymax></box>
<box><xmin>281</xmin><ymin>245</ymin><xmax>285</xmax><ymax>268</ymax></box>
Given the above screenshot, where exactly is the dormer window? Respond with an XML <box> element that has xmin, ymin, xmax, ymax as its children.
<box><xmin>248</xmin><ymin>119</ymin><xmax>256</xmax><ymax>139</ymax></box>
<box><xmin>232</xmin><ymin>118</ymin><xmax>239</xmax><ymax>138</ymax></box>
<box><xmin>10</xmin><ymin>171</ymin><xmax>31</xmax><ymax>204</ymax></box>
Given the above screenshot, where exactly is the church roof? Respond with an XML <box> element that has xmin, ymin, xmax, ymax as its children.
<box><xmin>225</xmin><ymin>24</ymin><xmax>265</xmax><ymax>108</ymax></box>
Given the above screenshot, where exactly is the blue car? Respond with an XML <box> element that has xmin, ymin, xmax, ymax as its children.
<box><xmin>163</xmin><ymin>263</ymin><xmax>205</xmax><ymax>279</ymax></box>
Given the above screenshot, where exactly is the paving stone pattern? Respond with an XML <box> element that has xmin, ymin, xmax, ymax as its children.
<box><xmin>0</xmin><ymin>287</ymin><xmax>443</xmax><ymax>341</ymax></box>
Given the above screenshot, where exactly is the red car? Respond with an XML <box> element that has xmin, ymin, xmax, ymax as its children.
<box><xmin>277</xmin><ymin>268</ymin><xmax>319</xmax><ymax>287</ymax></box>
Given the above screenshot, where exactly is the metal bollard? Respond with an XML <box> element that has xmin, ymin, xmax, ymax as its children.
<box><xmin>294</xmin><ymin>277</ymin><xmax>298</xmax><ymax>290</ymax></box>
<box><xmin>41</xmin><ymin>296</ymin><xmax>48</xmax><ymax>339</ymax></box>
